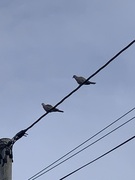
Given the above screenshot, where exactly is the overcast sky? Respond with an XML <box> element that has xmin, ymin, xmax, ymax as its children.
<box><xmin>0</xmin><ymin>0</ymin><xmax>135</xmax><ymax>180</ymax></box>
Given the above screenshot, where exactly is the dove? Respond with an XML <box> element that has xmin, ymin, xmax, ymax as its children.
<box><xmin>73</xmin><ymin>75</ymin><xmax>96</xmax><ymax>85</ymax></box>
<box><xmin>41</xmin><ymin>103</ymin><xmax>64</xmax><ymax>113</ymax></box>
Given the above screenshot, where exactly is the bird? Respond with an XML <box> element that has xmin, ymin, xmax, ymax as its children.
<box><xmin>73</xmin><ymin>75</ymin><xmax>96</xmax><ymax>85</ymax></box>
<box><xmin>41</xmin><ymin>103</ymin><xmax>64</xmax><ymax>113</ymax></box>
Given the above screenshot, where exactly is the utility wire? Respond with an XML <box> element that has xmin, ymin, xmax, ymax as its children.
<box><xmin>5</xmin><ymin>39</ymin><xmax>134</xmax><ymax>147</ymax></box>
<box><xmin>59</xmin><ymin>135</ymin><xmax>135</xmax><ymax>180</ymax></box>
<box><xmin>28</xmin><ymin>111</ymin><xmax>135</xmax><ymax>179</ymax></box>
<box><xmin>3</xmin><ymin>40</ymin><xmax>134</xmax><ymax>164</ymax></box>
<box><xmin>29</xmin><ymin>116</ymin><xmax>135</xmax><ymax>180</ymax></box>
<box><xmin>10</xmin><ymin>39</ymin><xmax>135</xmax><ymax>179</ymax></box>
<box><xmin>25</xmin><ymin>40</ymin><xmax>135</xmax><ymax>132</ymax></box>
<box><xmin>28</xmin><ymin>107</ymin><xmax>135</xmax><ymax>180</ymax></box>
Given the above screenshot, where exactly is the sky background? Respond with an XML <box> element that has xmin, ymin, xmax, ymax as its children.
<box><xmin>0</xmin><ymin>0</ymin><xmax>135</xmax><ymax>179</ymax></box>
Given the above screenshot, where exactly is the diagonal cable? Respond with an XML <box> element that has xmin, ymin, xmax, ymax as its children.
<box><xmin>5</xmin><ymin>40</ymin><xmax>134</xmax><ymax>149</ymax></box>
<box><xmin>59</xmin><ymin>135</ymin><xmax>135</xmax><ymax>180</ymax></box>
<box><xmin>28</xmin><ymin>113</ymin><xmax>135</xmax><ymax>179</ymax></box>
<box><xmin>27</xmin><ymin>107</ymin><xmax>135</xmax><ymax>180</ymax></box>
<box><xmin>25</xmin><ymin>40</ymin><xmax>135</xmax><ymax>132</ymax></box>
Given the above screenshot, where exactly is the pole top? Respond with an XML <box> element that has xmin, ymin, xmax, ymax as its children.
<box><xmin>0</xmin><ymin>138</ymin><xmax>13</xmax><ymax>166</ymax></box>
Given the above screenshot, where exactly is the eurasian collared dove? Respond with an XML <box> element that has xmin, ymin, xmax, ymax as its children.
<box><xmin>73</xmin><ymin>75</ymin><xmax>96</xmax><ymax>85</ymax></box>
<box><xmin>41</xmin><ymin>103</ymin><xmax>64</xmax><ymax>113</ymax></box>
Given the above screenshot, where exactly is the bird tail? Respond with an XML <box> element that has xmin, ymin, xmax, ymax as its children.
<box><xmin>90</xmin><ymin>82</ymin><xmax>96</xmax><ymax>84</ymax></box>
<box><xmin>58</xmin><ymin>110</ymin><xmax>64</xmax><ymax>113</ymax></box>
<box><xmin>54</xmin><ymin>108</ymin><xmax>64</xmax><ymax>113</ymax></box>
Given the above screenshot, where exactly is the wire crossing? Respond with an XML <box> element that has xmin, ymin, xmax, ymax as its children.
<box><xmin>59</xmin><ymin>135</ymin><xmax>135</xmax><ymax>180</ymax></box>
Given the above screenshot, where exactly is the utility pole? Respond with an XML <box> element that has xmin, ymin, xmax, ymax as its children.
<box><xmin>0</xmin><ymin>138</ymin><xmax>13</xmax><ymax>180</ymax></box>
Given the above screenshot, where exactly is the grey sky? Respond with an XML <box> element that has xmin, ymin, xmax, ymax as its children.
<box><xmin>0</xmin><ymin>0</ymin><xmax>135</xmax><ymax>180</ymax></box>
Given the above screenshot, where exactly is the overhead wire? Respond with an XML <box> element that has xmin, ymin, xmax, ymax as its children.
<box><xmin>5</xmin><ymin>40</ymin><xmax>134</xmax><ymax>177</ymax></box>
<box><xmin>28</xmin><ymin>107</ymin><xmax>135</xmax><ymax>180</ymax></box>
<box><xmin>29</xmin><ymin>116</ymin><xmax>135</xmax><ymax>180</ymax></box>
<box><xmin>59</xmin><ymin>135</ymin><xmax>135</xmax><ymax>179</ymax></box>
<box><xmin>28</xmin><ymin>108</ymin><xmax>135</xmax><ymax>180</ymax></box>
<box><xmin>6</xmin><ymin>40</ymin><xmax>135</xmax><ymax>146</ymax></box>
<box><xmin>25</xmin><ymin>40</ymin><xmax>135</xmax><ymax>132</ymax></box>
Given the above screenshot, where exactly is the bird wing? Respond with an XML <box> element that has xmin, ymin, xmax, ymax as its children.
<box><xmin>78</xmin><ymin>76</ymin><xmax>87</xmax><ymax>84</ymax></box>
<box><xmin>45</xmin><ymin>104</ymin><xmax>53</xmax><ymax>111</ymax></box>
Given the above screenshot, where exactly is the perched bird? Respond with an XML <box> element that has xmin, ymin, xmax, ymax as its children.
<box><xmin>41</xmin><ymin>103</ymin><xmax>64</xmax><ymax>113</ymax></box>
<box><xmin>73</xmin><ymin>75</ymin><xmax>96</xmax><ymax>85</ymax></box>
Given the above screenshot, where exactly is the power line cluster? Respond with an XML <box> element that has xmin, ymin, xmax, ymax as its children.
<box><xmin>1</xmin><ymin>40</ymin><xmax>135</xmax><ymax>179</ymax></box>
<box><xmin>26</xmin><ymin>40</ymin><xmax>135</xmax><ymax>179</ymax></box>
<box><xmin>9</xmin><ymin>39</ymin><xmax>135</xmax><ymax>146</ymax></box>
<box><xmin>59</xmin><ymin>135</ymin><xmax>135</xmax><ymax>180</ymax></box>
<box><xmin>7</xmin><ymin>40</ymin><xmax>135</xmax><ymax>145</ymax></box>
<box><xmin>28</xmin><ymin>108</ymin><xmax>135</xmax><ymax>180</ymax></box>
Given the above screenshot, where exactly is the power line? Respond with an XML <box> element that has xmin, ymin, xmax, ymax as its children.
<box><xmin>28</xmin><ymin>110</ymin><xmax>135</xmax><ymax>179</ymax></box>
<box><xmin>29</xmin><ymin>116</ymin><xmax>135</xmax><ymax>180</ymax></box>
<box><xmin>2</xmin><ymin>40</ymin><xmax>134</xmax><ymax>179</ymax></box>
<box><xmin>2</xmin><ymin>39</ymin><xmax>134</xmax><ymax>180</ymax></box>
<box><xmin>59</xmin><ymin>135</ymin><xmax>135</xmax><ymax>180</ymax></box>
<box><xmin>25</xmin><ymin>40</ymin><xmax>135</xmax><ymax>132</ymax></box>
<box><xmin>5</xmin><ymin>40</ymin><xmax>134</xmax><ymax>147</ymax></box>
<box><xmin>28</xmin><ymin>107</ymin><xmax>135</xmax><ymax>180</ymax></box>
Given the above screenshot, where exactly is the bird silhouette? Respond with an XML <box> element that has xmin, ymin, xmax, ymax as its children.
<box><xmin>41</xmin><ymin>103</ymin><xmax>64</xmax><ymax>113</ymax></box>
<box><xmin>73</xmin><ymin>75</ymin><xmax>96</xmax><ymax>85</ymax></box>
